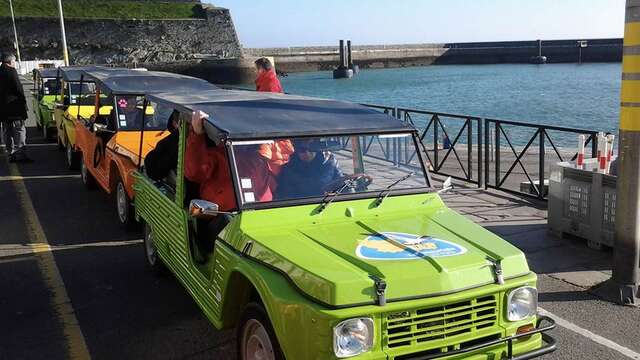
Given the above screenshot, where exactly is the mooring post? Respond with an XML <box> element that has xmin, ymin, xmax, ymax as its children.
<box><xmin>339</xmin><ymin>40</ymin><xmax>346</xmax><ymax>68</ymax></box>
<box><xmin>613</xmin><ymin>0</ymin><xmax>640</xmax><ymax>306</ymax></box>
<box><xmin>347</xmin><ymin>40</ymin><xmax>353</xmax><ymax>68</ymax></box>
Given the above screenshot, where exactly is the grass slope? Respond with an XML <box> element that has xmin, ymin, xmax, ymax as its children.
<box><xmin>0</xmin><ymin>0</ymin><xmax>205</xmax><ymax>19</ymax></box>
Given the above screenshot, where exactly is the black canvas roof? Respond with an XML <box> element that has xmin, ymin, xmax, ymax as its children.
<box><xmin>147</xmin><ymin>90</ymin><xmax>415</xmax><ymax>140</ymax></box>
<box><xmin>83</xmin><ymin>69</ymin><xmax>217</xmax><ymax>95</ymax></box>
<box><xmin>34</xmin><ymin>68</ymin><xmax>60</xmax><ymax>79</ymax></box>
<box><xmin>58</xmin><ymin>66</ymin><xmax>114</xmax><ymax>82</ymax></box>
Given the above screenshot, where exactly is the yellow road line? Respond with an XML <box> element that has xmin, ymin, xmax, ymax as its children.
<box><xmin>0</xmin><ymin>174</ymin><xmax>81</xmax><ymax>182</ymax></box>
<box><xmin>8</xmin><ymin>162</ymin><xmax>92</xmax><ymax>360</ymax></box>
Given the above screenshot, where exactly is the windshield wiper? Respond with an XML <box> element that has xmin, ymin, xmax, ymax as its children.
<box><xmin>373</xmin><ymin>172</ymin><xmax>415</xmax><ymax>207</ymax></box>
<box><xmin>316</xmin><ymin>175</ymin><xmax>365</xmax><ymax>213</ymax></box>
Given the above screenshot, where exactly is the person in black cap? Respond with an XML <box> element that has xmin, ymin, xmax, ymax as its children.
<box><xmin>275</xmin><ymin>138</ymin><xmax>343</xmax><ymax>199</ymax></box>
<box><xmin>145</xmin><ymin>110</ymin><xmax>180</xmax><ymax>181</ymax></box>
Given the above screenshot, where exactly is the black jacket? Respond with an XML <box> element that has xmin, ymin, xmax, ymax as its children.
<box><xmin>145</xmin><ymin>130</ymin><xmax>179</xmax><ymax>181</ymax></box>
<box><xmin>275</xmin><ymin>152</ymin><xmax>344</xmax><ymax>199</ymax></box>
<box><xmin>0</xmin><ymin>63</ymin><xmax>27</xmax><ymax>122</ymax></box>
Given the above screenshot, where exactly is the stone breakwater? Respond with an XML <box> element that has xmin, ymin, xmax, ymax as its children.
<box><xmin>0</xmin><ymin>7</ymin><xmax>242</xmax><ymax>64</ymax></box>
<box><xmin>246</xmin><ymin>38</ymin><xmax>623</xmax><ymax>73</ymax></box>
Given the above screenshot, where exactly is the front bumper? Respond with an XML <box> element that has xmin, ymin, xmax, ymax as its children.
<box><xmin>402</xmin><ymin>316</ymin><xmax>557</xmax><ymax>360</ymax></box>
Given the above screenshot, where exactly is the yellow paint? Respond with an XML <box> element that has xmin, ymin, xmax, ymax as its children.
<box><xmin>624</xmin><ymin>22</ymin><xmax>640</xmax><ymax>46</ymax></box>
<box><xmin>7</xmin><ymin>163</ymin><xmax>92</xmax><ymax>360</ymax></box>
<box><xmin>620</xmin><ymin>80</ymin><xmax>640</xmax><ymax>103</ymax></box>
<box><xmin>620</xmin><ymin>106</ymin><xmax>640</xmax><ymax>131</ymax></box>
<box><xmin>622</xmin><ymin>55</ymin><xmax>640</xmax><ymax>73</ymax></box>
<box><xmin>0</xmin><ymin>174</ymin><xmax>80</xmax><ymax>182</ymax></box>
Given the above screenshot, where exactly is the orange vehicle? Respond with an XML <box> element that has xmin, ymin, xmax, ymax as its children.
<box><xmin>75</xmin><ymin>68</ymin><xmax>218</xmax><ymax>227</ymax></box>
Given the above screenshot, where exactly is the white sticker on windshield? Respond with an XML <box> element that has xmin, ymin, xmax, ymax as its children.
<box><xmin>120</xmin><ymin>120</ymin><xmax>127</xmax><ymax>126</ymax></box>
<box><xmin>241</xmin><ymin>178</ymin><xmax>253</xmax><ymax>189</ymax></box>
<box><xmin>119</xmin><ymin>114</ymin><xmax>126</xmax><ymax>120</ymax></box>
<box><xmin>244</xmin><ymin>192</ymin><xmax>255</xmax><ymax>203</ymax></box>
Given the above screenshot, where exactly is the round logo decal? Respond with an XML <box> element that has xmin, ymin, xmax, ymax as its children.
<box><xmin>356</xmin><ymin>232</ymin><xmax>467</xmax><ymax>260</ymax></box>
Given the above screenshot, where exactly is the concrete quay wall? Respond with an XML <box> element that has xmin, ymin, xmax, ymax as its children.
<box><xmin>246</xmin><ymin>38</ymin><xmax>623</xmax><ymax>72</ymax></box>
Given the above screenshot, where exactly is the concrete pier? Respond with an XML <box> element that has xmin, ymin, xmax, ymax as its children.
<box><xmin>246</xmin><ymin>38</ymin><xmax>623</xmax><ymax>73</ymax></box>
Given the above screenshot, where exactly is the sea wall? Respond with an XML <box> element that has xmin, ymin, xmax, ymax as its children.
<box><xmin>0</xmin><ymin>6</ymin><xmax>242</xmax><ymax>64</ymax></box>
<box><xmin>246</xmin><ymin>38</ymin><xmax>623</xmax><ymax>72</ymax></box>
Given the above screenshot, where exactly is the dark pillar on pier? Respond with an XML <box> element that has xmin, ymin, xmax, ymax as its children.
<box><xmin>333</xmin><ymin>39</ymin><xmax>353</xmax><ymax>79</ymax></box>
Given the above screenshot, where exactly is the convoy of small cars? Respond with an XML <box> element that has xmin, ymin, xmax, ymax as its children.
<box><xmin>27</xmin><ymin>65</ymin><xmax>556</xmax><ymax>359</ymax></box>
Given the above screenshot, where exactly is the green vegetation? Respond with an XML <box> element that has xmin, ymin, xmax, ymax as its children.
<box><xmin>0</xmin><ymin>0</ymin><xmax>206</xmax><ymax>19</ymax></box>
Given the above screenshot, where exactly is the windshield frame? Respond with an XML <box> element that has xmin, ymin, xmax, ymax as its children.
<box><xmin>227</xmin><ymin>130</ymin><xmax>434</xmax><ymax>211</ymax></box>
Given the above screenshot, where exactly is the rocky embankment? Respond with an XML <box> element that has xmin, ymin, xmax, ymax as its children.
<box><xmin>0</xmin><ymin>6</ymin><xmax>242</xmax><ymax>64</ymax></box>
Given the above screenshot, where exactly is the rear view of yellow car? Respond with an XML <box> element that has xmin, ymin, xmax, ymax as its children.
<box><xmin>31</xmin><ymin>68</ymin><xmax>61</xmax><ymax>141</ymax></box>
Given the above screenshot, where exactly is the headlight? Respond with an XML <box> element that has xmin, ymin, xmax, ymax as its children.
<box><xmin>507</xmin><ymin>286</ymin><xmax>538</xmax><ymax>321</ymax></box>
<box><xmin>333</xmin><ymin>318</ymin><xmax>374</xmax><ymax>358</ymax></box>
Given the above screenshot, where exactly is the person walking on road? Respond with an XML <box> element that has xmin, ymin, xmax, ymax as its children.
<box><xmin>0</xmin><ymin>53</ymin><xmax>31</xmax><ymax>162</ymax></box>
<box><xmin>254</xmin><ymin>57</ymin><xmax>283</xmax><ymax>93</ymax></box>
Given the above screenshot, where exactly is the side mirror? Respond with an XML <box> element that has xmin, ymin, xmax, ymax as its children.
<box><xmin>91</xmin><ymin>122</ymin><xmax>108</xmax><ymax>133</ymax></box>
<box><xmin>189</xmin><ymin>199</ymin><xmax>220</xmax><ymax>219</ymax></box>
<box><xmin>438</xmin><ymin>177</ymin><xmax>453</xmax><ymax>194</ymax></box>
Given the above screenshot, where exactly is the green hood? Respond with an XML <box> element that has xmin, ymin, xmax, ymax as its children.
<box><xmin>236</xmin><ymin>194</ymin><xmax>530</xmax><ymax>307</ymax></box>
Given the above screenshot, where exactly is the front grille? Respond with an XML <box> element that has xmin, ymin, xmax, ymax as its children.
<box><xmin>383</xmin><ymin>295</ymin><xmax>498</xmax><ymax>350</ymax></box>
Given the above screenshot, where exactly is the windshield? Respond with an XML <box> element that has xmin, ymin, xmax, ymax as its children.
<box><xmin>115</xmin><ymin>96</ymin><xmax>163</xmax><ymax>131</ymax></box>
<box><xmin>67</xmin><ymin>82</ymin><xmax>97</xmax><ymax>105</ymax></box>
<box><xmin>41</xmin><ymin>78</ymin><xmax>60</xmax><ymax>95</ymax></box>
<box><xmin>231</xmin><ymin>133</ymin><xmax>429</xmax><ymax>206</ymax></box>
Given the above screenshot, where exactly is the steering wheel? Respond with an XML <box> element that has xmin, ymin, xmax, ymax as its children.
<box><xmin>322</xmin><ymin>173</ymin><xmax>373</xmax><ymax>194</ymax></box>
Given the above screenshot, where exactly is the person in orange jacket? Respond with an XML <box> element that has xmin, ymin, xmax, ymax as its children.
<box><xmin>184</xmin><ymin>111</ymin><xmax>237</xmax><ymax>211</ymax></box>
<box><xmin>254</xmin><ymin>57</ymin><xmax>283</xmax><ymax>93</ymax></box>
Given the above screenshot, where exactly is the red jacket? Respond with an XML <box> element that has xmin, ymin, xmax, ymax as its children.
<box><xmin>236</xmin><ymin>149</ymin><xmax>275</xmax><ymax>202</ymax></box>
<box><xmin>184</xmin><ymin>131</ymin><xmax>237</xmax><ymax>211</ymax></box>
<box><xmin>255</xmin><ymin>70</ymin><xmax>283</xmax><ymax>93</ymax></box>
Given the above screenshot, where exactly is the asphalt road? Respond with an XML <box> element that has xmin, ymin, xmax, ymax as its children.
<box><xmin>1</xmin><ymin>78</ymin><xmax>640</xmax><ymax>360</ymax></box>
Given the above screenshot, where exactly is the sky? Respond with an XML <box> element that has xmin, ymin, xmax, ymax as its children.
<box><xmin>206</xmin><ymin>0</ymin><xmax>626</xmax><ymax>48</ymax></box>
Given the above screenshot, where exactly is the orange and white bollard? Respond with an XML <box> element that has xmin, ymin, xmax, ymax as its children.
<box><xmin>606</xmin><ymin>134</ymin><xmax>615</xmax><ymax>173</ymax></box>
<box><xmin>598</xmin><ymin>137</ymin><xmax>609</xmax><ymax>174</ymax></box>
<box><xmin>576</xmin><ymin>134</ymin><xmax>585</xmax><ymax>169</ymax></box>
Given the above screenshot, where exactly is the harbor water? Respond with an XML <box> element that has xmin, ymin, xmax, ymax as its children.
<box><xmin>280</xmin><ymin>63</ymin><xmax>621</xmax><ymax>146</ymax></box>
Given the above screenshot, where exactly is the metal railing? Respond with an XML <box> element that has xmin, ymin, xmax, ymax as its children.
<box><xmin>362</xmin><ymin>104</ymin><xmax>602</xmax><ymax>200</ymax></box>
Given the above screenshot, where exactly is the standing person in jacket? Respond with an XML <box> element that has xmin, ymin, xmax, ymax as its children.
<box><xmin>0</xmin><ymin>53</ymin><xmax>31</xmax><ymax>162</ymax></box>
<box><xmin>254</xmin><ymin>57</ymin><xmax>283</xmax><ymax>93</ymax></box>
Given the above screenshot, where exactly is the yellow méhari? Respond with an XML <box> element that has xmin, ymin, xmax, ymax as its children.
<box><xmin>54</xmin><ymin>66</ymin><xmax>121</xmax><ymax>169</ymax></box>
<box><xmin>75</xmin><ymin>68</ymin><xmax>217</xmax><ymax>227</ymax></box>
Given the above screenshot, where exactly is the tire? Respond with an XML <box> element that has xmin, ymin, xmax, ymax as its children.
<box><xmin>116</xmin><ymin>180</ymin><xmax>137</xmax><ymax>229</ymax></box>
<box><xmin>143</xmin><ymin>223</ymin><xmax>166</xmax><ymax>275</ymax></box>
<box><xmin>80</xmin><ymin>155</ymin><xmax>96</xmax><ymax>190</ymax></box>
<box><xmin>66</xmin><ymin>142</ymin><xmax>80</xmax><ymax>170</ymax></box>
<box><xmin>237</xmin><ymin>303</ymin><xmax>284</xmax><ymax>360</ymax></box>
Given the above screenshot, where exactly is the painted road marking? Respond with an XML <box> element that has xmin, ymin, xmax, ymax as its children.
<box><xmin>7</xmin><ymin>162</ymin><xmax>92</xmax><ymax>360</ymax></box>
<box><xmin>0</xmin><ymin>240</ymin><xmax>143</xmax><ymax>260</ymax></box>
<box><xmin>539</xmin><ymin>307</ymin><xmax>640</xmax><ymax>360</ymax></box>
<box><xmin>0</xmin><ymin>174</ymin><xmax>81</xmax><ymax>182</ymax></box>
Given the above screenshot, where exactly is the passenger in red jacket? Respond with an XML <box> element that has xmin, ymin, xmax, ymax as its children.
<box><xmin>254</xmin><ymin>57</ymin><xmax>283</xmax><ymax>93</ymax></box>
<box><xmin>184</xmin><ymin>111</ymin><xmax>237</xmax><ymax>211</ymax></box>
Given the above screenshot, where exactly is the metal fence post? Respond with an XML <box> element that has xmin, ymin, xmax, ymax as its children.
<box><xmin>484</xmin><ymin>119</ymin><xmax>489</xmax><ymax>189</ymax></box>
<box><xmin>495</xmin><ymin>121</ymin><xmax>501</xmax><ymax>187</ymax></box>
<box><xmin>539</xmin><ymin>128</ymin><xmax>545</xmax><ymax>199</ymax></box>
<box><xmin>467</xmin><ymin>118</ymin><xmax>473</xmax><ymax>182</ymax></box>
<box><xmin>434</xmin><ymin>116</ymin><xmax>439</xmax><ymax>171</ymax></box>
<box><xmin>478</xmin><ymin>118</ymin><xmax>483</xmax><ymax>188</ymax></box>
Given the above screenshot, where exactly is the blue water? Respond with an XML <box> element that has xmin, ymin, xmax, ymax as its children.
<box><xmin>280</xmin><ymin>63</ymin><xmax>621</xmax><ymax>136</ymax></box>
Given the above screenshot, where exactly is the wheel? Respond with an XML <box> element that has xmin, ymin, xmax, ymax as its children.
<box><xmin>144</xmin><ymin>223</ymin><xmax>166</xmax><ymax>275</ymax></box>
<box><xmin>237</xmin><ymin>303</ymin><xmax>284</xmax><ymax>360</ymax></box>
<box><xmin>80</xmin><ymin>155</ymin><xmax>96</xmax><ymax>190</ymax></box>
<box><xmin>116</xmin><ymin>180</ymin><xmax>137</xmax><ymax>229</ymax></box>
<box><xmin>42</xmin><ymin>125</ymin><xmax>49</xmax><ymax>142</ymax></box>
<box><xmin>66</xmin><ymin>142</ymin><xmax>79</xmax><ymax>170</ymax></box>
